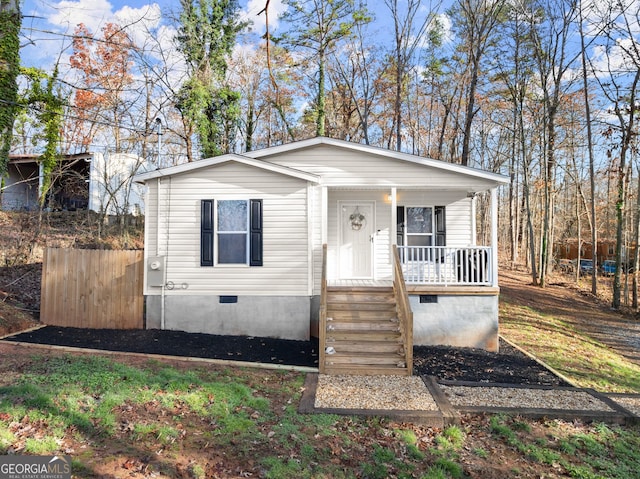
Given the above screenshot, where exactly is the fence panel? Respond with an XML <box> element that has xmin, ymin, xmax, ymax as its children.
<box><xmin>41</xmin><ymin>248</ymin><xmax>143</xmax><ymax>329</ymax></box>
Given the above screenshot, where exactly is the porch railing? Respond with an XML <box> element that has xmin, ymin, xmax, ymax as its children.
<box><xmin>397</xmin><ymin>246</ymin><xmax>493</xmax><ymax>286</ymax></box>
<box><xmin>392</xmin><ymin>245</ymin><xmax>413</xmax><ymax>375</ymax></box>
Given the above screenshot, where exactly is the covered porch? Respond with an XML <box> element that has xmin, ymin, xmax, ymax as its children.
<box><xmin>319</xmin><ymin>186</ymin><xmax>500</xmax><ymax>289</ymax></box>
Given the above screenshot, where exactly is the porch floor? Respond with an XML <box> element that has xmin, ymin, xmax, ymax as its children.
<box><xmin>328</xmin><ymin>279</ymin><xmax>393</xmax><ymax>288</ymax></box>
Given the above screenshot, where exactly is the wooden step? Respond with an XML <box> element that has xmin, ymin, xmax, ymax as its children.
<box><xmin>322</xmin><ymin>285</ymin><xmax>409</xmax><ymax>376</ymax></box>
<box><xmin>327</xmin><ymin>302</ymin><xmax>397</xmax><ymax>312</ymax></box>
<box><xmin>327</xmin><ymin>286</ymin><xmax>394</xmax><ymax>293</ymax></box>
<box><xmin>325</xmin><ymin>354</ymin><xmax>406</xmax><ymax>367</ymax></box>
<box><xmin>326</xmin><ymin>341</ymin><xmax>404</xmax><ymax>354</ymax></box>
<box><xmin>327</xmin><ymin>292</ymin><xmax>396</xmax><ymax>304</ymax></box>
<box><xmin>327</xmin><ymin>331</ymin><xmax>401</xmax><ymax>342</ymax></box>
<box><xmin>323</xmin><ymin>364</ymin><xmax>410</xmax><ymax>376</ymax></box>
<box><xmin>327</xmin><ymin>321</ymin><xmax>399</xmax><ymax>332</ymax></box>
<box><xmin>327</xmin><ymin>310</ymin><xmax>398</xmax><ymax>322</ymax></box>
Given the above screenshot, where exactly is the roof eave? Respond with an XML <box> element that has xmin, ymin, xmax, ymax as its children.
<box><xmin>133</xmin><ymin>154</ymin><xmax>320</xmax><ymax>184</ymax></box>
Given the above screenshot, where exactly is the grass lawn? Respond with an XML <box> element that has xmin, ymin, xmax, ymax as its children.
<box><xmin>1</xmin><ymin>345</ymin><xmax>639</xmax><ymax>478</ymax></box>
<box><xmin>500</xmin><ymin>285</ymin><xmax>640</xmax><ymax>394</ymax></box>
<box><xmin>2</xmin><ymin>271</ymin><xmax>640</xmax><ymax>477</ymax></box>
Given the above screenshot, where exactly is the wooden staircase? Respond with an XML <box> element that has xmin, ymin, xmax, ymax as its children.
<box><xmin>322</xmin><ymin>286</ymin><xmax>410</xmax><ymax>376</ymax></box>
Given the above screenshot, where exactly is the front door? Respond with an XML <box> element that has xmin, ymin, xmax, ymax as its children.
<box><xmin>338</xmin><ymin>201</ymin><xmax>375</xmax><ymax>279</ymax></box>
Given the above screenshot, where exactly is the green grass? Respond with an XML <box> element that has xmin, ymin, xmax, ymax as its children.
<box><xmin>489</xmin><ymin>415</ymin><xmax>640</xmax><ymax>478</ymax></box>
<box><xmin>500</xmin><ymin>295</ymin><xmax>640</xmax><ymax>392</ymax></box>
<box><xmin>2</xmin><ymin>352</ymin><xmax>640</xmax><ymax>477</ymax></box>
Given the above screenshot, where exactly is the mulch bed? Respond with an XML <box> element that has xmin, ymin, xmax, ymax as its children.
<box><xmin>413</xmin><ymin>341</ymin><xmax>571</xmax><ymax>386</ymax></box>
<box><xmin>4</xmin><ymin>326</ymin><xmax>320</xmax><ymax>368</ymax></box>
<box><xmin>4</xmin><ymin>327</ymin><xmax>570</xmax><ymax>386</ymax></box>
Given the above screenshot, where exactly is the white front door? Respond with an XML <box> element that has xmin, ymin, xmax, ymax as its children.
<box><xmin>338</xmin><ymin>201</ymin><xmax>375</xmax><ymax>278</ymax></box>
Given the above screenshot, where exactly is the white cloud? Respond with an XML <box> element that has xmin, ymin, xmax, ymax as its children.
<box><xmin>46</xmin><ymin>0</ymin><xmax>115</xmax><ymax>33</ymax></box>
<box><xmin>240</xmin><ymin>0</ymin><xmax>287</xmax><ymax>35</ymax></box>
<box><xmin>114</xmin><ymin>4</ymin><xmax>163</xmax><ymax>49</ymax></box>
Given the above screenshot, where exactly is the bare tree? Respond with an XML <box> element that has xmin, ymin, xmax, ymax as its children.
<box><xmin>589</xmin><ymin>0</ymin><xmax>640</xmax><ymax>309</ymax></box>
<box><xmin>449</xmin><ymin>0</ymin><xmax>506</xmax><ymax>166</ymax></box>
<box><xmin>384</xmin><ymin>0</ymin><xmax>441</xmax><ymax>152</ymax></box>
<box><xmin>528</xmin><ymin>0</ymin><xmax>580</xmax><ymax>287</ymax></box>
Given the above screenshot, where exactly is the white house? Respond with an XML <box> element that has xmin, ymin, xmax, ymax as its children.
<box><xmin>2</xmin><ymin>152</ymin><xmax>148</xmax><ymax>215</ymax></box>
<box><xmin>134</xmin><ymin>137</ymin><xmax>509</xmax><ymax>374</ymax></box>
<box><xmin>88</xmin><ymin>152</ymin><xmax>149</xmax><ymax>216</ymax></box>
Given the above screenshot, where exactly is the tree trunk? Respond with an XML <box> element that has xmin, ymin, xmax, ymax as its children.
<box><xmin>632</xmin><ymin>172</ymin><xmax>640</xmax><ymax>310</ymax></box>
<box><xmin>460</xmin><ymin>58</ymin><xmax>479</xmax><ymax>166</ymax></box>
<box><xmin>579</xmin><ymin>5</ymin><xmax>598</xmax><ymax>296</ymax></box>
<box><xmin>317</xmin><ymin>52</ymin><xmax>326</xmax><ymax>136</ymax></box>
<box><xmin>540</xmin><ymin>103</ymin><xmax>558</xmax><ymax>288</ymax></box>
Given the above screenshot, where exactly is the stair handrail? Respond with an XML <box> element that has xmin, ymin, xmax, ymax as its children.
<box><xmin>319</xmin><ymin>243</ymin><xmax>328</xmax><ymax>374</ymax></box>
<box><xmin>392</xmin><ymin>245</ymin><xmax>413</xmax><ymax>375</ymax></box>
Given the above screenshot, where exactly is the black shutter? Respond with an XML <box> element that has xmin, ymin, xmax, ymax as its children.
<box><xmin>435</xmin><ymin>206</ymin><xmax>446</xmax><ymax>246</ymax></box>
<box><xmin>201</xmin><ymin>199</ymin><xmax>214</xmax><ymax>266</ymax></box>
<box><xmin>396</xmin><ymin>206</ymin><xmax>405</xmax><ymax>246</ymax></box>
<box><xmin>249</xmin><ymin>199</ymin><xmax>263</xmax><ymax>266</ymax></box>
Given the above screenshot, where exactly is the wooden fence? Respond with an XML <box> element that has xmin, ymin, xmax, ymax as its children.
<box><xmin>41</xmin><ymin>248</ymin><xmax>144</xmax><ymax>329</ymax></box>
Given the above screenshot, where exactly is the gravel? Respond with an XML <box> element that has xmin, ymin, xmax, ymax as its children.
<box><xmin>609</xmin><ymin>396</ymin><xmax>640</xmax><ymax>416</ymax></box>
<box><xmin>441</xmin><ymin>385</ymin><xmax>615</xmax><ymax>412</ymax></box>
<box><xmin>314</xmin><ymin>375</ymin><xmax>439</xmax><ymax>411</ymax></box>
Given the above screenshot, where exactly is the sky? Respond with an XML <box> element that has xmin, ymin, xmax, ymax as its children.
<box><xmin>17</xmin><ymin>0</ymin><xmax>640</xmax><ymax>130</ymax></box>
<box><xmin>20</xmin><ymin>0</ymin><xmax>286</xmax><ymax>69</ymax></box>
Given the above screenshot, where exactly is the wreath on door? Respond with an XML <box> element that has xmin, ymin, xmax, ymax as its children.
<box><xmin>349</xmin><ymin>207</ymin><xmax>366</xmax><ymax>231</ymax></box>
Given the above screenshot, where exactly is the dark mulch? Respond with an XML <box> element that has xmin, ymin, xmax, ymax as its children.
<box><xmin>413</xmin><ymin>341</ymin><xmax>571</xmax><ymax>386</ymax></box>
<box><xmin>4</xmin><ymin>326</ymin><xmax>570</xmax><ymax>386</ymax></box>
<box><xmin>5</xmin><ymin>326</ymin><xmax>320</xmax><ymax>368</ymax></box>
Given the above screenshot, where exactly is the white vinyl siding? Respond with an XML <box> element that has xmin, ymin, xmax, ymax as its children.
<box><xmin>261</xmin><ymin>144</ymin><xmax>498</xmax><ymax>190</ymax></box>
<box><xmin>399</xmin><ymin>192</ymin><xmax>473</xmax><ymax>246</ymax></box>
<box><xmin>145</xmin><ymin>162</ymin><xmax>309</xmax><ymax>296</ymax></box>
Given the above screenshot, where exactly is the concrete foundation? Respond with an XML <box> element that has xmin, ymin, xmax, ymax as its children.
<box><xmin>410</xmin><ymin>294</ymin><xmax>499</xmax><ymax>351</ymax></box>
<box><xmin>145</xmin><ymin>295</ymin><xmax>311</xmax><ymax>341</ymax></box>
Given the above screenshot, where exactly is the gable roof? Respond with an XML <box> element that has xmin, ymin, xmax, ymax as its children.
<box><xmin>245</xmin><ymin>137</ymin><xmax>509</xmax><ymax>185</ymax></box>
<box><xmin>133</xmin><ymin>138</ymin><xmax>509</xmax><ymax>187</ymax></box>
<box><xmin>133</xmin><ymin>153</ymin><xmax>321</xmax><ymax>184</ymax></box>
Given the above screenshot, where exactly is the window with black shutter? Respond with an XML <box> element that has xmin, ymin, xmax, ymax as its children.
<box><xmin>200</xmin><ymin>199</ymin><xmax>263</xmax><ymax>266</ymax></box>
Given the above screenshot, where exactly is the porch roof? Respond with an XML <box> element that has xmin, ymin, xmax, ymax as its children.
<box><xmin>244</xmin><ymin>137</ymin><xmax>510</xmax><ymax>187</ymax></box>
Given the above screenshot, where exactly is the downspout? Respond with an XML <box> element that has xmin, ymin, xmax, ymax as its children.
<box><xmin>307</xmin><ymin>182</ymin><xmax>313</xmax><ymax>296</ymax></box>
<box><xmin>157</xmin><ymin>177</ymin><xmax>165</xmax><ymax>330</ymax></box>
<box><xmin>490</xmin><ymin>187</ymin><xmax>499</xmax><ymax>287</ymax></box>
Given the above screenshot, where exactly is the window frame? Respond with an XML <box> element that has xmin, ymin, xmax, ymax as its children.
<box><xmin>396</xmin><ymin>204</ymin><xmax>446</xmax><ymax>254</ymax></box>
<box><xmin>200</xmin><ymin>198</ymin><xmax>263</xmax><ymax>267</ymax></box>
<box><xmin>215</xmin><ymin>199</ymin><xmax>250</xmax><ymax>265</ymax></box>
<box><xmin>404</xmin><ymin>206</ymin><xmax>434</xmax><ymax>247</ymax></box>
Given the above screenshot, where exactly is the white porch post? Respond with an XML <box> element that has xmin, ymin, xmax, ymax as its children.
<box><xmin>470</xmin><ymin>194</ymin><xmax>477</xmax><ymax>246</ymax></box>
<box><xmin>390</xmin><ymin>187</ymin><xmax>397</xmax><ymax>277</ymax></box>
<box><xmin>321</xmin><ymin>186</ymin><xmax>328</xmax><ymax>244</ymax></box>
<box><xmin>490</xmin><ymin>187</ymin><xmax>499</xmax><ymax>287</ymax></box>
<box><xmin>390</xmin><ymin>187</ymin><xmax>397</xmax><ymax>245</ymax></box>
